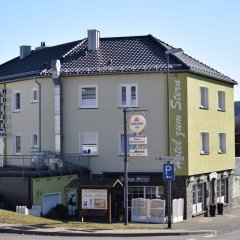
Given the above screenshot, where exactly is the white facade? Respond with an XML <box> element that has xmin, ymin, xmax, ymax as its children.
<box><xmin>4</xmin><ymin>72</ymin><xmax>169</xmax><ymax>174</ymax></box>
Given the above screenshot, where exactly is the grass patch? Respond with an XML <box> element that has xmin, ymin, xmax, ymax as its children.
<box><xmin>0</xmin><ymin>209</ymin><xmax>160</xmax><ymax>230</ymax></box>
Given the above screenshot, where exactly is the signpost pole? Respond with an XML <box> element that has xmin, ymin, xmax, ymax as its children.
<box><xmin>123</xmin><ymin>108</ymin><xmax>128</xmax><ymax>225</ymax></box>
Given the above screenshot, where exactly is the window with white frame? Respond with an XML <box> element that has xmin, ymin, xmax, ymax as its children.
<box><xmin>219</xmin><ymin>133</ymin><xmax>226</xmax><ymax>153</ymax></box>
<box><xmin>218</xmin><ymin>90</ymin><xmax>225</xmax><ymax>111</ymax></box>
<box><xmin>80</xmin><ymin>132</ymin><xmax>98</xmax><ymax>155</ymax></box>
<box><xmin>200</xmin><ymin>87</ymin><xmax>209</xmax><ymax>109</ymax></box>
<box><xmin>14</xmin><ymin>134</ymin><xmax>21</xmax><ymax>155</ymax></box>
<box><xmin>192</xmin><ymin>183</ymin><xmax>204</xmax><ymax>213</ymax></box>
<box><xmin>79</xmin><ymin>85</ymin><xmax>98</xmax><ymax>108</ymax></box>
<box><xmin>217</xmin><ymin>178</ymin><xmax>227</xmax><ymax>203</ymax></box>
<box><xmin>128</xmin><ymin>186</ymin><xmax>163</xmax><ymax>207</ymax></box>
<box><xmin>13</xmin><ymin>91</ymin><xmax>21</xmax><ymax>112</ymax></box>
<box><xmin>119</xmin><ymin>84</ymin><xmax>138</xmax><ymax>107</ymax></box>
<box><xmin>200</xmin><ymin>132</ymin><xmax>209</xmax><ymax>154</ymax></box>
<box><xmin>31</xmin><ymin>88</ymin><xmax>38</xmax><ymax>103</ymax></box>
<box><xmin>119</xmin><ymin>133</ymin><xmax>137</xmax><ymax>155</ymax></box>
<box><xmin>32</xmin><ymin>133</ymin><xmax>38</xmax><ymax>148</ymax></box>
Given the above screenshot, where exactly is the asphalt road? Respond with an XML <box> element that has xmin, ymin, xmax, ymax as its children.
<box><xmin>1</xmin><ymin>232</ymin><xmax>240</xmax><ymax>240</ymax></box>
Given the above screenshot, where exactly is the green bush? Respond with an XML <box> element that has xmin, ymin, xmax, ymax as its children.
<box><xmin>45</xmin><ymin>204</ymin><xmax>68</xmax><ymax>219</ymax></box>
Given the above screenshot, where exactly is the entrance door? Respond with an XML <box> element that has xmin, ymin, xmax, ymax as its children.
<box><xmin>192</xmin><ymin>183</ymin><xmax>204</xmax><ymax>214</ymax></box>
<box><xmin>42</xmin><ymin>192</ymin><xmax>61</xmax><ymax>215</ymax></box>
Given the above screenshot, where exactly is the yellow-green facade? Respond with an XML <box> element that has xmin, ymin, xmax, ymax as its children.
<box><xmin>32</xmin><ymin>174</ymin><xmax>78</xmax><ymax>207</ymax></box>
<box><xmin>170</xmin><ymin>73</ymin><xmax>235</xmax><ymax>176</ymax></box>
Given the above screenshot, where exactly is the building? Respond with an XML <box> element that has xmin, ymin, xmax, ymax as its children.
<box><xmin>0</xmin><ymin>30</ymin><xmax>237</xmax><ymax>219</ymax></box>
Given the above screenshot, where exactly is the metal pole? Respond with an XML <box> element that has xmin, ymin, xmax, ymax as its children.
<box><xmin>123</xmin><ymin>108</ymin><xmax>128</xmax><ymax>225</ymax></box>
<box><xmin>166</xmin><ymin>53</ymin><xmax>172</xmax><ymax>229</ymax></box>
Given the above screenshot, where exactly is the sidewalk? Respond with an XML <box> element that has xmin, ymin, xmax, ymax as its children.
<box><xmin>1</xmin><ymin>207</ymin><xmax>240</xmax><ymax>237</ymax></box>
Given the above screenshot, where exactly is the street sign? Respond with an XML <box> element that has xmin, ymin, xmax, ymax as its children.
<box><xmin>129</xmin><ymin>136</ymin><xmax>147</xmax><ymax>145</ymax></box>
<box><xmin>163</xmin><ymin>163</ymin><xmax>175</xmax><ymax>181</ymax></box>
<box><xmin>155</xmin><ymin>156</ymin><xmax>184</xmax><ymax>161</ymax></box>
<box><xmin>129</xmin><ymin>148</ymin><xmax>148</xmax><ymax>157</ymax></box>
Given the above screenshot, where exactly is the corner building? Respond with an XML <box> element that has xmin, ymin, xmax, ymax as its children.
<box><xmin>0</xmin><ymin>30</ymin><xmax>236</xmax><ymax>219</ymax></box>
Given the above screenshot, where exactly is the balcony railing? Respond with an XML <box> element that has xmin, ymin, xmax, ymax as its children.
<box><xmin>0</xmin><ymin>153</ymin><xmax>90</xmax><ymax>176</ymax></box>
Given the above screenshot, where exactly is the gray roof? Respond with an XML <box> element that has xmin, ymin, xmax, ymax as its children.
<box><xmin>0</xmin><ymin>35</ymin><xmax>236</xmax><ymax>84</ymax></box>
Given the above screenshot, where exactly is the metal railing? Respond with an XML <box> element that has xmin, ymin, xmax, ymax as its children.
<box><xmin>0</xmin><ymin>153</ymin><xmax>90</xmax><ymax>176</ymax></box>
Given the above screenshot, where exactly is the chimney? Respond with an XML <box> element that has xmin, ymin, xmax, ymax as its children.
<box><xmin>35</xmin><ymin>42</ymin><xmax>47</xmax><ymax>51</ymax></box>
<box><xmin>88</xmin><ymin>29</ymin><xmax>100</xmax><ymax>51</ymax></box>
<box><xmin>20</xmin><ymin>45</ymin><xmax>31</xmax><ymax>59</ymax></box>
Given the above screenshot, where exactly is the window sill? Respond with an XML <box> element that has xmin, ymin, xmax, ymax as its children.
<box><xmin>12</xmin><ymin>110</ymin><xmax>21</xmax><ymax>113</ymax></box>
<box><xmin>199</xmin><ymin>106</ymin><xmax>209</xmax><ymax>110</ymax></box>
<box><xmin>200</xmin><ymin>152</ymin><xmax>209</xmax><ymax>155</ymax></box>
<box><xmin>218</xmin><ymin>151</ymin><xmax>226</xmax><ymax>154</ymax></box>
<box><xmin>80</xmin><ymin>153</ymin><xmax>99</xmax><ymax>157</ymax></box>
<box><xmin>192</xmin><ymin>210</ymin><xmax>206</xmax><ymax>217</ymax></box>
<box><xmin>217</xmin><ymin>108</ymin><xmax>225</xmax><ymax>112</ymax></box>
<box><xmin>118</xmin><ymin>106</ymin><xmax>138</xmax><ymax>109</ymax></box>
<box><xmin>79</xmin><ymin>107</ymin><xmax>99</xmax><ymax>109</ymax></box>
<box><xmin>31</xmin><ymin>101</ymin><xmax>38</xmax><ymax>104</ymax></box>
<box><xmin>31</xmin><ymin>146</ymin><xmax>39</xmax><ymax>149</ymax></box>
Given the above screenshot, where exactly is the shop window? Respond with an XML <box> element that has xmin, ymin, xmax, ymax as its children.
<box><xmin>127</xmin><ymin>186</ymin><xmax>163</xmax><ymax>207</ymax></box>
<box><xmin>217</xmin><ymin>178</ymin><xmax>227</xmax><ymax>203</ymax></box>
<box><xmin>192</xmin><ymin>183</ymin><xmax>204</xmax><ymax>214</ymax></box>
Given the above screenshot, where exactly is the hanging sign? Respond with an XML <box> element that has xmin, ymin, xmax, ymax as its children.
<box><xmin>129</xmin><ymin>114</ymin><xmax>146</xmax><ymax>133</ymax></box>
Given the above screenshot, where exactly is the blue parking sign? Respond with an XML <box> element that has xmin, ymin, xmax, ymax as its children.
<box><xmin>163</xmin><ymin>163</ymin><xmax>175</xmax><ymax>181</ymax></box>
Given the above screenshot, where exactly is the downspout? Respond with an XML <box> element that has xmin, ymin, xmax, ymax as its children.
<box><xmin>51</xmin><ymin>60</ymin><xmax>63</xmax><ymax>154</ymax></box>
<box><xmin>35</xmin><ymin>77</ymin><xmax>41</xmax><ymax>152</ymax></box>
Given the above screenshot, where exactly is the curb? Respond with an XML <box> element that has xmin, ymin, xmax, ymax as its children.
<box><xmin>0</xmin><ymin>228</ymin><xmax>218</xmax><ymax>237</ymax></box>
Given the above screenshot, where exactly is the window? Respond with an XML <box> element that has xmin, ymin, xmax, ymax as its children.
<box><xmin>192</xmin><ymin>183</ymin><xmax>204</xmax><ymax>213</ymax></box>
<box><xmin>200</xmin><ymin>132</ymin><xmax>209</xmax><ymax>154</ymax></box>
<box><xmin>13</xmin><ymin>91</ymin><xmax>21</xmax><ymax>112</ymax></box>
<box><xmin>119</xmin><ymin>84</ymin><xmax>138</xmax><ymax>107</ymax></box>
<box><xmin>217</xmin><ymin>179</ymin><xmax>227</xmax><ymax>203</ymax></box>
<box><xmin>218</xmin><ymin>90</ymin><xmax>225</xmax><ymax>111</ymax></box>
<box><xmin>79</xmin><ymin>85</ymin><xmax>98</xmax><ymax>108</ymax></box>
<box><xmin>32</xmin><ymin>133</ymin><xmax>38</xmax><ymax>148</ymax></box>
<box><xmin>219</xmin><ymin>133</ymin><xmax>226</xmax><ymax>153</ymax></box>
<box><xmin>200</xmin><ymin>87</ymin><xmax>208</xmax><ymax>109</ymax></box>
<box><xmin>14</xmin><ymin>134</ymin><xmax>21</xmax><ymax>155</ymax></box>
<box><xmin>128</xmin><ymin>186</ymin><xmax>163</xmax><ymax>207</ymax></box>
<box><xmin>119</xmin><ymin>133</ymin><xmax>137</xmax><ymax>155</ymax></box>
<box><xmin>31</xmin><ymin>88</ymin><xmax>38</xmax><ymax>103</ymax></box>
<box><xmin>80</xmin><ymin>132</ymin><xmax>98</xmax><ymax>155</ymax></box>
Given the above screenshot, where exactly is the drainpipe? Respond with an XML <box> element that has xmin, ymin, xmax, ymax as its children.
<box><xmin>51</xmin><ymin>60</ymin><xmax>63</xmax><ymax>155</ymax></box>
<box><xmin>35</xmin><ymin>78</ymin><xmax>41</xmax><ymax>152</ymax></box>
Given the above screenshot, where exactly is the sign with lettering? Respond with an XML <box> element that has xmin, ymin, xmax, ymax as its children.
<box><xmin>129</xmin><ymin>114</ymin><xmax>146</xmax><ymax>133</ymax></box>
<box><xmin>82</xmin><ymin>189</ymin><xmax>107</xmax><ymax>210</ymax></box>
<box><xmin>0</xmin><ymin>88</ymin><xmax>7</xmax><ymax>137</ymax></box>
<box><xmin>170</xmin><ymin>77</ymin><xmax>187</xmax><ymax>172</ymax></box>
<box><xmin>163</xmin><ymin>163</ymin><xmax>175</xmax><ymax>181</ymax></box>
<box><xmin>129</xmin><ymin>148</ymin><xmax>148</xmax><ymax>157</ymax></box>
<box><xmin>129</xmin><ymin>136</ymin><xmax>147</xmax><ymax>145</ymax></box>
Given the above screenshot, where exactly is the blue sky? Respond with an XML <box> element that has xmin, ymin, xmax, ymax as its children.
<box><xmin>1</xmin><ymin>0</ymin><xmax>239</xmax><ymax>100</ymax></box>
